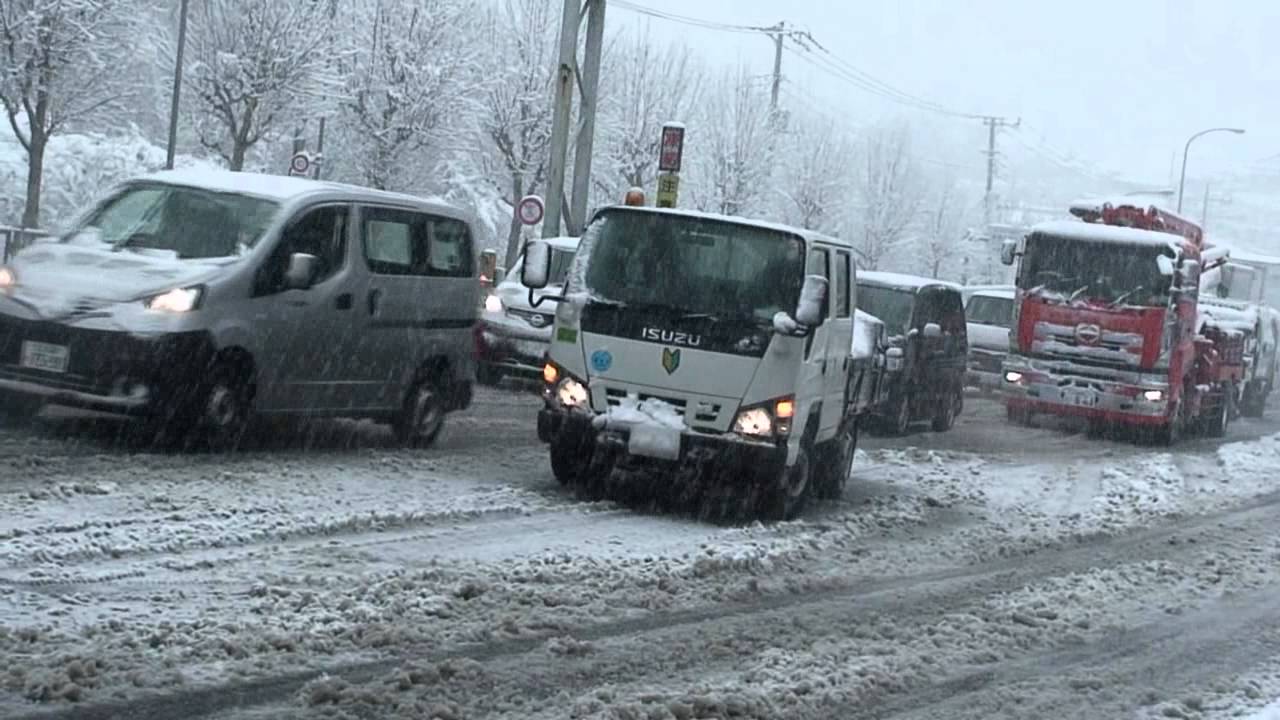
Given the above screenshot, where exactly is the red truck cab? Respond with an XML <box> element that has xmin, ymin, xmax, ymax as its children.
<box><xmin>999</xmin><ymin>202</ymin><xmax>1243</xmax><ymax>443</ymax></box>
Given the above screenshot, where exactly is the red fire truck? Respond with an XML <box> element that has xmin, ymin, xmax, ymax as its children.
<box><xmin>998</xmin><ymin>201</ymin><xmax>1246</xmax><ymax>443</ymax></box>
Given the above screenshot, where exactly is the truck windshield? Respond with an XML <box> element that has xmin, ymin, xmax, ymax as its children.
<box><xmin>858</xmin><ymin>285</ymin><xmax>915</xmax><ymax>337</ymax></box>
<box><xmin>580</xmin><ymin>209</ymin><xmax>805</xmax><ymax>322</ymax></box>
<box><xmin>72</xmin><ymin>182</ymin><xmax>280</xmax><ymax>260</ymax></box>
<box><xmin>1020</xmin><ymin>233</ymin><xmax>1175</xmax><ymax>307</ymax></box>
<box><xmin>966</xmin><ymin>295</ymin><xmax>1013</xmax><ymax>328</ymax></box>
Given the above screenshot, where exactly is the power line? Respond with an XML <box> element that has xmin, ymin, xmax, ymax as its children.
<box><xmin>609</xmin><ymin>0</ymin><xmax>771</xmax><ymax>35</ymax></box>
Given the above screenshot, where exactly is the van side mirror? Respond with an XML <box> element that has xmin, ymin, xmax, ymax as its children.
<box><xmin>795</xmin><ymin>274</ymin><xmax>829</xmax><ymax>327</ymax></box>
<box><xmin>1000</xmin><ymin>239</ymin><xmax>1017</xmax><ymax>266</ymax></box>
<box><xmin>284</xmin><ymin>253</ymin><xmax>318</xmax><ymax>290</ymax></box>
<box><xmin>923</xmin><ymin>322</ymin><xmax>943</xmax><ymax>339</ymax></box>
<box><xmin>521</xmin><ymin>240</ymin><xmax>551</xmax><ymax>289</ymax></box>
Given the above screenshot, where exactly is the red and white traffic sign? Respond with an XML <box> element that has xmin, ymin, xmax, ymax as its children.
<box><xmin>659</xmin><ymin>122</ymin><xmax>685</xmax><ymax>173</ymax></box>
<box><xmin>288</xmin><ymin>152</ymin><xmax>311</xmax><ymax>177</ymax></box>
<box><xmin>518</xmin><ymin>195</ymin><xmax>545</xmax><ymax>226</ymax></box>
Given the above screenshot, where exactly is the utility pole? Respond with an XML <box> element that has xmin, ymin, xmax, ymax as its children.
<box><xmin>768</xmin><ymin>21</ymin><xmax>785</xmax><ymax>113</ymax></box>
<box><xmin>981</xmin><ymin>116</ymin><xmax>1020</xmax><ymax>227</ymax></box>
<box><xmin>544</xmin><ymin>0</ymin><xmax>580</xmax><ymax>239</ymax></box>
<box><xmin>569</xmin><ymin>0</ymin><xmax>606</xmax><ymax>235</ymax></box>
<box><xmin>165</xmin><ymin>0</ymin><xmax>190</xmax><ymax>170</ymax></box>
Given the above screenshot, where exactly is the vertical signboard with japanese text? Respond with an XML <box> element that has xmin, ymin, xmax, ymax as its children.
<box><xmin>656</xmin><ymin>122</ymin><xmax>685</xmax><ymax>208</ymax></box>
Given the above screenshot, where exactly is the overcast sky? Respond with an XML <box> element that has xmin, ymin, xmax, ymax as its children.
<box><xmin>607</xmin><ymin>0</ymin><xmax>1277</xmax><ymax>185</ymax></box>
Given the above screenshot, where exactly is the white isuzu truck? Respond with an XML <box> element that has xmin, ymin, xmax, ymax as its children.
<box><xmin>521</xmin><ymin>204</ymin><xmax>872</xmax><ymax>520</ymax></box>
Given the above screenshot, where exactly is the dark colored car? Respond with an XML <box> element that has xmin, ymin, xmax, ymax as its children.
<box><xmin>857</xmin><ymin>271</ymin><xmax>969</xmax><ymax>435</ymax></box>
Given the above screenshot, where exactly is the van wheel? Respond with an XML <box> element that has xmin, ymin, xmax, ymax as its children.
<box><xmin>759</xmin><ymin>448</ymin><xmax>812</xmax><ymax>521</ymax></box>
<box><xmin>166</xmin><ymin>364</ymin><xmax>251</xmax><ymax>451</ymax></box>
<box><xmin>885</xmin><ymin>395</ymin><xmax>912</xmax><ymax>436</ymax></box>
<box><xmin>476</xmin><ymin>364</ymin><xmax>505</xmax><ymax>387</ymax></box>
<box><xmin>0</xmin><ymin>391</ymin><xmax>43</xmax><ymax>426</ymax></box>
<box><xmin>931</xmin><ymin>391</ymin><xmax>961</xmax><ymax>432</ymax></box>
<box><xmin>394</xmin><ymin>381</ymin><xmax>446</xmax><ymax>448</ymax></box>
<box><xmin>814</xmin><ymin>419</ymin><xmax>857</xmax><ymax>500</ymax></box>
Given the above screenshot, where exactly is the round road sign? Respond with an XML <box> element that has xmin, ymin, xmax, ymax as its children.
<box><xmin>518</xmin><ymin>195</ymin><xmax>544</xmax><ymax>226</ymax></box>
<box><xmin>289</xmin><ymin>152</ymin><xmax>311</xmax><ymax>176</ymax></box>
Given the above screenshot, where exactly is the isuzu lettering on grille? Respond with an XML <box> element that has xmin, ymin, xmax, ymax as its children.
<box><xmin>641</xmin><ymin>328</ymin><xmax>702</xmax><ymax>347</ymax></box>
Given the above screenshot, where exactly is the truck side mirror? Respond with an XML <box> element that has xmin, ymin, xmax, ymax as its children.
<box><xmin>923</xmin><ymin>322</ymin><xmax>943</xmax><ymax>339</ymax></box>
<box><xmin>795</xmin><ymin>274</ymin><xmax>829</xmax><ymax>327</ymax></box>
<box><xmin>521</xmin><ymin>240</ymin><xmax>552</xmax><ymax>289</ymax></box>
<box><xmin>1000</xmin><ymin>239</ymin><xmax>1017</xmax><ymax>266</ymax></box>
<box><xmin>1156</xmin><ymin>255</ymin><xmax>1175</xmax><ymax>277</ymax></box>
<box><xmin>284</xmin><ymin>253</ymin><xmax>318</xmax><ymax>290</ymax></box>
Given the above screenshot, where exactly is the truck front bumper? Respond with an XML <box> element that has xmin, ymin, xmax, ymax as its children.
<box><xmin>1001</xmin><ymin>356</ymin><xmax>1172</xmax><ymax>424</ymax></box>
<box><xmin>537</xmin><ymin>407</ymin><xmax>789</xmax><ymax>472</ymax></box>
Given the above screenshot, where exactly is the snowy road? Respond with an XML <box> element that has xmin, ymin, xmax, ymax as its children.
<box><xmin>4</xmin><ymin>388</ymin><xmax>1280</xmax><ymax>719</ymax></box>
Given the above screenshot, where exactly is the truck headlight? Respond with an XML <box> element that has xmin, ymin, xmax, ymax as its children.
<box><xmin>555</xmin><ymin>377</ymin><xmax>589</xmax><ymax>408</ymax></box>
<box><xmin>144</xmin><ymin>286</ymin><xmax>203</xmax><ymax>313</ymax></box>
<box><xmin>1143</xmin><ymin>389</ymin><xmax>1164</xmax><ymax>402</ymax></box>
<box><xmin>484</xmin><ymin>294</ymin><xmax>503</xmax><ymax>313</ymax></box>
<box><xmin>733</xmin><ymin>396</ymin><xmax>794</xmax><ymax>438</ymax></box>
<box><xmin>1004</xmin><ymin>370</ymin><xmax>1024</xmax><ymax>384</ymax></box>
<box><xmin>0</xmin><ymin>266</ymin><xmax>15</xmax><ymax>292</ymax></box>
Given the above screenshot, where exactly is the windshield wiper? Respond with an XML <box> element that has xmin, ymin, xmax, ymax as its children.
<box><xmin>1109</xmin><ymin>286</ymin><xmax>1143</xmax><ymax>307</ymax></box>
<box><xmin>1068</xmin><ymin>284</ymin><xmax>1092</xmax><ymax>302</ymax></box>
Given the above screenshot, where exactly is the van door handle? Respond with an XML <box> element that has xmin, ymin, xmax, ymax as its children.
<box><xmin>367</xmin><ymin>289</ymin><xmax>382</xmax><ymax>316</ymax></box>
<box><xmin>335</xmin><ymin>293</ymin><xmax>353</xmax><ymax>310</ymax></box>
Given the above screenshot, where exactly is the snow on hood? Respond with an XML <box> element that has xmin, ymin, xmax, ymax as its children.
<box><xmin>1198</xmin><ymin>300</ymin><xmax>1259</xmax><ymax>337</ymax></box>
<box><xmin>966</xmin><ymin>322</ymin><xmax>1010</xmax><ymax>351</ymax></box>
<box><xmin>5</xmin><ymin>239</ymin><xmax>237</xmax><ymax>319</ymax></box>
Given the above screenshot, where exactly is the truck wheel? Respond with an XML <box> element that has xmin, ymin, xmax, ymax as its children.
<box><xmin>550</xmin><ymin>433</ymin><xmax>610</xmax><ymax>499</ymax></box>
<box><xmin>1202</xmin><ymin>390</ymin><xmax>1230</xmax><ymax>438</ymax></box>
<box><xmin>814</xmin><ymin>419</ymin><xmax>858</xmax><ymax>500</ymax></box>
<box><xmin>759</xmin><ymin>448</ymin><xmax>812</xmax><ymax>521</ymax></box>
<box><xmin>476</xmin><ymin>364</ymin><xmax>505</xmax><ymax>387</ymax></box>
<box><xmin>394</xmin><ymin>380</ymin><xmax>447</xmax><ymax>448</ymax></box>
<box><xmin>931</xmin><ymin>391</ymin><xmax>961</xmax><ymax>432</ymax></box>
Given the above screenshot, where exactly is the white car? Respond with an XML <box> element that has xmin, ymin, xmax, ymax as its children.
<box><xmin>964</xmin><ymin>287</ymin><xmax>1015</xmax><ymax>392</ymax></box>
<box><xmin>476</xmin><ymin>236</ymin><xmax>579</xmax><ymax>384</ymax></box>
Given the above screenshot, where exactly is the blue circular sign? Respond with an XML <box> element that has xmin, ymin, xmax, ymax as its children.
<box><xmin>591</xmin><ymin>350</ymin><xmax>613</xmax><ymax>373</ymax></box>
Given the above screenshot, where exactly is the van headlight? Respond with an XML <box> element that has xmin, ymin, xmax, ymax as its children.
<box><xmin>484</xmin><ymin>294</ymin><xmax>503</xmax><ymax>314</ymax></box>
<box><xmin>144</xmin><ymin>286</ymin><xmax>203</xmax><ymax>313</ymax></box>
<box><xmin>0</xmin><ymin>266</ymin><xmax>15</xmax><ymax>293</ymax></box>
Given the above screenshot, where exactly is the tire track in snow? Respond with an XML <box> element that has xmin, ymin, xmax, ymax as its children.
<box><xmin>17</xmin><ymin>489</ymin><xmax>1280</xmax><ymax>720</ymax></box>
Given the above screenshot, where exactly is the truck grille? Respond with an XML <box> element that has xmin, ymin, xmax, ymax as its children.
<box><xmin>1032</xmin><ymin>321</ymin><xmax>1144</xmax><ymax>367</ymax></box>
<box><xmin>602</xmin><ymin>386</ymin><xmax>724</xmax><ymax>428</ymax></box>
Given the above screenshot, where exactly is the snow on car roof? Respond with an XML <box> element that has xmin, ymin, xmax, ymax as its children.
<box><xmin>135</xmin><ymin>169</ymin><xmax>471</xmax><ymax>219</ymax></box>
<box><xmin>544</xmin><ymin>235</ymin><xmax>580</xmax><ymax>252</ymax></box>
<box><xmin>968</xmin><ymin>288</ymin><xmax>1015</xmax><ymax>300</ymax></box>
<box><xmin>1030</xmin><ymin>219</ymin><xmax>1180</xmax><ymax>249</ymax></box>
<box><xmin>598</xmin><ymin>205</ymin><xmax>849</xmax><ymax>249</ymax></box>
<box><xmin>858</xmin><ymin>270</ymin><xmax>961</xmax><ymax>291</ymax></box>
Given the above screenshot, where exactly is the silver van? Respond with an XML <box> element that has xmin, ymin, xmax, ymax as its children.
<box><xmin>0</xmin><ymin>169</ymin><xmax>479</xmax><ymax>448</ymax></box>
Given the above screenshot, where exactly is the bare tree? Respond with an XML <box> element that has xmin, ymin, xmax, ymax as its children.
<box><xmin>593</xmin><ymin>30</ymin><xmax>704</xmax><ymax>202</ymax></box>
<box><xmin>776</xmin><ymin>117</ymin><xmax>852</xmax><ymax>233</ymax></box>
<box><xmin>919</xmin><ymin>181</ymin><xmax>968</xmax><ymax>279</ymax></box>
<box><xmin>849</xmin><ymin>124</ymin><xmax>924</xmax><ymax>270</ymax></box>
<box><xmin>0</xmin><ymin>0</ymin><xmax>136</xmax><ymax>227</ymax></box>
<box><xmin>337</xmin><ymin>0</ymin><xmax>479</xmax><ymax>191</ymax></box>
<box><xmin>185</xmin><ymin>0</ymin><xmax>336</xmax><ymax>170</ymax></box>
<box><xmin>476</xmin><ymin>0</ymin><xmax>556</xmax><ymax>268</ymax></box>
<box><xmin>690</xmin><ymin>67</ymin><xmax>775</xmax><ymax>216</ymax></box>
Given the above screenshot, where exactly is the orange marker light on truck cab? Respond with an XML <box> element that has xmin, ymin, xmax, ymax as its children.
<box><xmin>775</xmin><ymin>398</ymin><xmax>796</xmax><ymax>419</ymax></box>
<box><xmin>543</xmin><ymin>363</ymin><xmax>559</xmax><ymax>385</ymax></box>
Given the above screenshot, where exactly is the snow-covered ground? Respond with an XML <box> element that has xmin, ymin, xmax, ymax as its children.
<box><xmin>2</xmin><ymin>392</ymin><xmax>1280</xmax><ymax>719</ymax></box>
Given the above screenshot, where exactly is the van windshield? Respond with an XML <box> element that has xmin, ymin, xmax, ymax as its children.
<box><xmin>966</xmin><ymin>295</ymin><xmax>1013</xmax><ymax>328</ymax></box>
<box><xmin>72</xmin><ymin>182</ymin><xmax>281</xmax><ymax>260</ymax></box>
<box><xmin>580</xmin><ymin>209</ymin><xmax>805</xmax><ymax>322</ymax></box>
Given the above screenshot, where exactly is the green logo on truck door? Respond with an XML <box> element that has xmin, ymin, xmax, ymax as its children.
<box><xmin>661</xmin><ymin>347</ymin><xmax>681</xmax><ymax>374</ymax></box>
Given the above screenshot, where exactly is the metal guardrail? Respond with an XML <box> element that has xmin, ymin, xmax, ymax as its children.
<box><xmin>0</xmin><ymin>225</ymin><xmax>51</xmax><ymax>262</ymax></box>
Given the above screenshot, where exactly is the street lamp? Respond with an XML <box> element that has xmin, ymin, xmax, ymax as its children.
<box><xmin>1177</xmin><ymin>127</ymin><xmax>1245</xmax><ymax>213</ymax></box>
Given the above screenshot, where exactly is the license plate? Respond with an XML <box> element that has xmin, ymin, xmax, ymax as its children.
<box><xmin>515</xmin><ymin>339</ymin><xmax>548</xmax><ymax>359</ymax></box>
<box><xmin>20</xmin><ymin>341</ymin><xmax>69</xmax><ymax>373</ymax></box>
<box><xmin>628</xmin><ymin>425</ymin><xmax>681</xmax><ymax>461</ymax></box>
<box><xmin>1063</xmin><ymin>388</ymin><xmax>1097</xmax><ymax>407</ymax></box>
